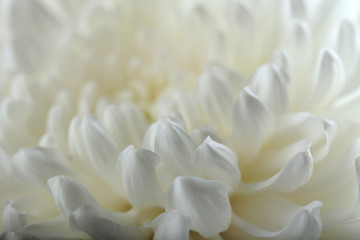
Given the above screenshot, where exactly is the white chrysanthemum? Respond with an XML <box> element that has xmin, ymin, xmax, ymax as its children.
<box><xmin>1</xmin><ymin>0</ymin><xmax>360</xmax><ymax>239</ymax></box>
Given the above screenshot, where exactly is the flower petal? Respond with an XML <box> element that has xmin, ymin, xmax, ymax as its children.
<box><xmin>81</xmin><ymin>115</ymin><xmax>118</xmax><ymax>172</ymax></box>
<box><xmin>305</xmin><ymin>48</ymin><xmax>345</xmax><ymax>111</ymax></box>
<box><xmin>12</xmin><ymin>147</ymin><xmax>73</xmax><ymax>185</ymax></box>
<box><xmin>20</xmin><ymin>216</ymin><xmax>89</xmax><ymax>240</ymax></box>
<box><xmin>232</xmin><ymin>87</ymin><xmax>272</xmax><ymax>161</ymax></box>
<box><xmin>118</xmin><ymin>146</ymin><xmax>164</xmax><ymax>208</ymax></box>
<box><xmin>166</xmin><ymin>176</ymin><xmax>231</xmax><ymax>237</ymax></box>
<box><xmin>2</xmin><ymin>201</ymin><xmax>26</xmax><ymax>232</ymax></box>
<box><xmin>240</xmin><ymin>144</ymin><xmax>313</xmax><ymax>193</ymax></box>
<box><xmin>47</xmin><ymin>176</ymin><xmax>101</xmax><ymax>218</ymax></box>
<box><xmin>334</xmin><ymin>20</ymin><xmax>360</xmax><ymax>77</ymax></box>
<box><xmin>192</xmin><ymin>137</ymin><xmax>240</xmax><ymax>189</ymax></box>
<box><xmin>69</xmin><ymin>205</ymin><xmax>152</xmax><ymax>240</ymax></box>
<box><xmin>196</xmin><ymin>66</ymin><xmax>234</xmax><ymax>133</ymax></box>
<box><xmin>150</xmin><ymin>118</ymin><xmax>197</xmax><ymax>189</ymax></box>
<box><xmin>151</xmin><ymin>210</ymin><xmax>191</xmax><ymax>240</ymax></box>
<box><xmin>119</xmin><ymin>102</ymin><xmax>148</xmax><ymax>147</ymax></box>
<box><xmin>229</xmin><ymin>201</ymin><xmax>322</xmax><ymax>240</ymax></box>
<box><xmin>247</xmin><ymin>63</ymin><xmax>288</xmax><ymax>117</ymax></box>
<box><xmin>102</xmin><ymin>105</ymin><xmax>131</xmax><ymax>150</ymax></box>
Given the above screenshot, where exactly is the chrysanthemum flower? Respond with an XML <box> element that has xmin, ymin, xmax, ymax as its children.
<box><xmin>1</xmin><ymin>0</ymin><xmax>360</xmax><ymax>239</ymax></box>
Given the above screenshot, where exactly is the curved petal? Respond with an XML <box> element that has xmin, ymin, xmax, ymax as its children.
<box><xmin>166</xmin><ymin>176</ymin><xmax>231</xmax><ymax>238</ymax></box>
<box><xmin>2</xmin><ymin>201</ymin><xmax>26</xmax><ymax>232</ymax></box>
<box><xmin>117</xmin><ymin>146</ymin><xmax>164</xmax><ymax>208</ymax></box>
<box><xmin>69</xmin><ymin>205</ymin><xmax>152</xmax><ymax>240</ymax></box>
<box><xmin>305</xmin><ymin>48</ymin><xmax>345</xmax><ymax>111</ymax></box>
<box><xmin>102</xmin><ymin>105</ymin><xmax>131</xmax><ymax>150</ymax></box>
<box><xmin>118</xmin><ymin>102</ymin><xmax>148</xmax><ymax>147</ymax></box>
<box><xmin>192</xmin><ymin>137</ymin><xmax>240</xmax><ymax>189</ymax></box>
<box><xmin>232</xmin><ymin>87</ymin><xmax>272</xmax><ymax>161</ymax></box>
<box><xmin>12</xmin><ymin>147</ymin><xmax>73</xmax><ymax>185</ymax></box>
<box><xmin>147</xmin><ymin>117</ymin><xmax>197</xmax><ymax>189</ymax></box>
<box><xmin>20</xmin><ymin>216</ymin><xmax>89</xmax><ymax>240</ymax></box>
<box><xmin>247</xmin><ymin>63</ymin><xmax>288</xmax><ymax>117</ymax></box>
<box><xmin>240</xmin><ymin>145</ymin><xmax>313</xmax><ymax>193</ymax></box>
<box><xmin>228</xmin><ymin>201</ymin><xmax>322</xmax><ymax>240</ymax></box>
<box><xmin>47</xmin><ymin>176</ymin><xmax>101</xmax><ymax>218</ymax></box>
<box><xmin>151</xmin><ymin>210</ymin><xmax>191</xmax><ymax>240</ymax></box>
<box><xmin>196</xmin><ymin>66</ymin><xmax>234</xmax><ymax>133</ymax></box>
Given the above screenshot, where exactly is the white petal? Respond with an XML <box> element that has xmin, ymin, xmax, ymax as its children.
<box><xmin>232</xmin><ymin>87</ymin><xmax>272</xmax><ymax>161</ymax></box>
<box><xmin>118</xmin><ymin>146</ymin><xmax>164</xmax><ymax>208</ymax></box>
<box><xmin>151</xmin><ymin>210</ymin><xmax>191</xmax><ymax>240</ymax></box>
<box><xmin>12</xmin><ymin>147</ymin><xmax>72</xmax><ymax>185</ymax></box>
<box><xmin>306</xmin><ymin>48</ymin><xmax>345</xmax><ymax>111</ymax></box>
<box><xmin>166</xmin><ymin>176</ymin><xmax>231</xmax><ymax>237</ymax></box>
<box><xmin>172</xmin><ymin>89</ymin><xmax>204</xmax><ymax>130</ymax></box>
<box><xmin>119</xmin><ymin>102</ymin><xmax>148</xmax><ymax>147</ymax></box>
<box><xmin>196</xmin><ymin>66</ymin><xmax>233</xmax><ymax>133</ymax></box>
<box><xmin>79</xmin><ymin>115</ymin><xmax>122</xmax><ymax>193</ymax></box>
<box><xmin>241</xmin><ymin>145</ymin><xmax>313</xmax><ymax>193</ymax></box>
<box><xmin>334</xmin><ymin>20</ymin><xmax>360</xmax><ymax>77</ymax></box>
<box><xmin>81</xmin><ymin>115</ymin><xmax>118</xmax><ymax>168</ymax></box>
<box><xmin>193</xmin><ymin>137</ymin><xmax>240</xmax><ymax>189</ymax></box>
<box><xmin>153</xmin><ymin>118</ymin><xmax>197</xmax><ymax>189</ymax></box>
<box><xmin>102</xmin><ymin>105</ymin><xmax>131</xmax><ymax>150</ymax></box>
<box><xmin>247</xmin><ymin>63</ymin><xmax>288</xmax><ymax>117</ymax></box>
<box><xmin>231</xmin><ymin>201</ymin><xmax>322</xmax><ymax>240</ymax></box>
<box><xmin>20</xmin><ymin>216</ymin><xmax>89</xmax><ymax>240</ymax></box>
<box><xmin>284</xmin><ymin>20</ymin><xmax>313</xmax><ymax>109</ymax></box>
<box><xmin>2</xmin><ymin>201</ymin><xmax>26</xmax><ymax>232</ymax></box>
<box><xmin>47</xmin><ymin>176</ymin><xmax>101</xmax><ymax>218</ymax></box>
<box><xmin>46</xmin><ymin>104</ymin><xmax>69</xmax><ymax>149</ymax></box>
<box><xmin>69</xmin><ymin>205</ymin><xmax>152</xmax><ymax>240</ymax></box>
<box><xmin>68</xmin><ymin>116</ymin><xmax>94</xmax><ymax>173</ymax></box>
<box><xmin>7</xmin><ymin>0</ymin><xmax>60</xmax><ymax>72</ymax></box>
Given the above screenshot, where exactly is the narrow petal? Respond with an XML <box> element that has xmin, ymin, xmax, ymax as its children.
<box><xmin>166</xmin><ymin>176</ymin><xmax>231</xmax><ymax>237</ymax></box>
<box><xmin>119</xmin><ymin>102</ymin><xmax>148</xmax><ymax>147</ymax></box>
<box><xmin>81</xmin><ymin>115</ymin><xmax>118</xmax><ymax>172</ymax></box>
<box><xmin>102</xmin><ymin>105</ymin><xmax>131</xmax><ymax>150</ymax></box>
<box><xmin>192</xmin><ymin>137</ymin><xmax>240</xmax><ymax>189</ymax></box>
<box><xmin>20</xmin><ymin>216</ymin><xmax>89</xmax><ymax>240</ymax></box>
<box><xmin>47</xmin><ymin>176</ymin><xmax>101</xmax><ymax>218</ymax></box>
<box><xmin>12</xmin><ymin>147</ymin><xmax>72</xmax><ymax>185</ymax></box>
<box><xmin>229</xmin><ymin>201</ymin><xmax>322</xmax><ymax>240</ymax></box>
<box><xmin>305</xmin><ymin>48</ymin><xmax>345</xmax><ymax>111</ymax></box>
<box><xmin>334</xmin><ymin>20</ymin><xmax>360</xmax><ymax>77</ymax></box>
<box><xmin>152</xmin><ymin>118</ymin><xmax>197</xmax><ymax>189</ymax></box>
<box><xmin>196</xmin><ymin>66</ymin><xmax>234</xmax><ymax>133</ymax></box>
<box><xmin>232</xmin><ymin>87</ymin><xmax>272</xmax><ymax>161</ymax></box>
<box><xmin>247</xmin><ymin>63</ymin><xmax>288</xmax><ymax>117</ymax></box>
<box><xmin>151</xmin><ymin>210</ymin><xmax>191</xmax><ymax>240</ymax></box>
<box><xmin>240</xmin><ymin>145</ymin><xmax>313</xmax><ymax>193</ymax></box>
<box><xmin>118</xmin><ymin>146</ymin><xmax>164</xmax><ymax>208</ymax></box>
<box><xmin>69</xmin><ymin>205</ymin><xmax>152</xmax><ymax>240</ymax></box>
<box><xmin>172</xmin><ymin>89</ymin><xmax>204</xmax><ymax>130</ymax></box>
<box><xmin>46</xmin><ymin>104</ymin><xmax>69</xmax><ymax>149</ymax></box>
